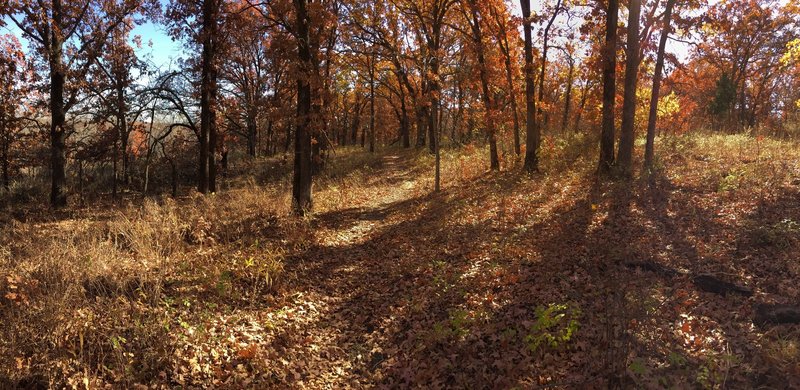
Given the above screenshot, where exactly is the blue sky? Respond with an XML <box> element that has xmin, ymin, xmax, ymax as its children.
<box><xmin>1</xmin><ymin>18</ymin><xmax>181</xmax><ymax>69</ymax></box>
<box><xmin>131</xmin><ymin>21</ymin><xmax>183</xmax><ymax>68</ymax></box>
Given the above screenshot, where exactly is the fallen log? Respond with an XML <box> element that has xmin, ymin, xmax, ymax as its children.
<box><xmin>754</xmin><ymin>304</ymin><xmax>800</xmax><ymax>326</ymax></box>
<box><xmin>624</xmin><ymin>261</ymin><xmax>753</xmax><ymax>297</ymax></box>
<box><xmin>692</xmin><ymin>274</ymin><xmax>753</xmax><ymax>297</ymax></box>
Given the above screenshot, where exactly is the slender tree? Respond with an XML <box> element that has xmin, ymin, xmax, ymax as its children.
<box><xmin>0</xmin><ymin>34</ymin><xmax>25</xmax><ymax>190</ymax></box>
<box><xmin>521</xmin><ymin>0</ymin><xmax>539</xmax><ymax>172</ymax></box>
<box><xmin>617</xmin><ymin>0</ymin><xmax>642</xmax><ymax>176</ymax></box>
<box><xmin>598</xmin><ymin>0</ymin><xmax>619</xmax><ymax>174</ymax></box>
<box><xmin>465</xmin><ymin>0</ymin><xmax>499</xmax><ymax>170</ymax></box>
<box><xmin>559</xmin><ymin>45</ymin><xmax>576</xmax><ymax>133</ymax></box>
<box><xmin>488</xmin><ymin>1</ymin><xmax>521</xmax><ymax>155</ymax></box>
<box><xmin>535</xmin><ymin>0</ymin><xmax>563</xmax><ymax>139</ymax></box>
<box><xmin>293</xmin><ymin>0</ymin><xmax>313</xmax><ymax>213</ymax></box>
<box><xmin>644</xmin><ymin>0</ymin><xmax>676</xmax><ymax>169</ymax></box>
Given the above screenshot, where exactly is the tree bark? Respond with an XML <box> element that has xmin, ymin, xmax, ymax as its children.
<box><xmin>521</xmin><ymin>0</ymin><xmax>538</xmax><ymax>172</ymax></box>
<box><xmin>114</xmin><ymin>81</ymin><xmax>127</xmax><ymax>198</ymax></box>
<box><xmin>292</xmin><ymin>0</ymin><xmax>313</xmax><ymax>214</ymax></box>
<box><xmin>265</xmin><ymin>120</ymin><xmax>274</xmax><ymax>155</ymax></box>
<box><xmin>400</xmin><ymin>94</ymin><xmax>410</xmax><ymax>148</ymax></box>
<box><xmin>493</xmin><ymin>4</ymin><xmax>520</xmax><ymax>155</ymax></box>
<box><xmin>247</xmin><ymin>112</ymin><xmax>258</xmax><ymax>157</ymax></box>
<box><xmin>415</xmin><ymin>95</ymin><xmax>428</xmax><ymax>148</ymax></box>
<box><xmin>78</xmin><ymin>159</ymin><xmax>83</xmax><ymax>206</ymax></box>
<box><xmin>199</xmin><ymin>0</ymin><xmax>220</xmax><ymax>194</ymax></box>
<box><xmin>644</xmin><ymin>0</ymin><xmax>675</xmax><ymax>170</ymax></box>
<box><xmin>351</xmin><ymin>101</ymin><xmax>362</xmax><ymax>146</ymax></box>
<box><xmin>115</xmin><ymin>79</ymin><xmax>130</xmax><ymax>187</ymax></box>
<box><xmin>112</xmin><ymin>135</ymin><xmax>118</xmax><ymax>198</ymax></box>
<box><xmin>1</xmin><ymin>110</ymin><xmax>8</xmax><ymax>190</ymax></box>
<box><xmin>171</xmin><ymin>160</ymin><xmax>178</xmax><ymax>198</ymax></box>
<box><xmin>429</xmin><ymin>44</ymin><xmax>442</xmax><ymax>191</ymax></box>
<box><xmin>536</xmin><ymin>0</ymin><xmax>561</xmax><ymax>138</ymax></box>
<box><xmin>48</xmin><ymin>0</ymin><xmax>68</xmax><ymax>207</ymax></box>
<box><xmin>599</xmin><ymin>0</ymin><xmax>619</xmax><ymax>174</ymax></box>
<box><xmin>574</xmin><ymin>79</ymin><xmax>593</xmax><ymax>133</ymax></box>
<box><xmin>396</xmin><ymin>72</ymin><xmax>411</xmax><ymax>148</ymax></box>
<box><xmin>428</xmin><ymin>96</ymin><xmax>436</xmax><ymax>154</ymax></box>
<box><xmin>562</xmin><ymin>55</ymin><xmax>574</xmax><ymax>133</ymax></box>
<box><xmin>617</xmin><ymin>0</ymin><xmax>642</xmax><ymax>176</ymax></box>
<box><xmin>454</xmin><ymin>77</ymin><xmax>464</xmax><ymax>143</ymax></box>
<box><xmin>468</xmin><ymin>0</ymin><xmax>499</xmax><ymax>170</ymax></box>
<box><xmin>369</xmin><ymin>51</ymin><xmax>376</xmax><ymax>153</ymax></box>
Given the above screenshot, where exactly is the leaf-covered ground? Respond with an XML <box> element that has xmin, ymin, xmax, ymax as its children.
<box><xmin>1</xmin><ymin>134</ymin><xmax>800</xmax><ymax>388</ymax></box>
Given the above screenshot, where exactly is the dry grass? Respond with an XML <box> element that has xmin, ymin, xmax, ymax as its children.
<box><xmin>0</xmin><ymin>134</ymin><xmax>799</xmax><ymax>387</ymax></box>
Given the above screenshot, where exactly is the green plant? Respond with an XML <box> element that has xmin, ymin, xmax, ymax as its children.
<box><xmin>430</xmin><ymin>309</ymin><xmax>471</xmax><ymax>342</ymax></box>
<box><xmin>697</xmin><ymin>353</ymin><xmax>739</xmax><ymax>389</ymax></box>
<box><xmin>525</xmin><ymin>303</ymin><xmax>581</xmax><ymax>352</ymax></box>
<box><xmin>750</xmin><ymin>218</ymin><xmax>800</xmax><ymax>249</ymax></box>
<box><xmin>242</xmin><ymin>248</ymin><xmax>285</xmax><ymax>296</ymax></box>
<box><xmin>718</xmin><ymin>171</ymin><xmax>740</xmax><ymax>192</ymax></box>
<box><xmin>668</xmin><ymin>351</ymin><xmax>688</xmax><ymax>368</ymax></box>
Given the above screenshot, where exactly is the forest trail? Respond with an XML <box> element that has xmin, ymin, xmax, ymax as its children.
<box><xmin>3</xmin><ymin>142</ymin><xmax>799</xmax><ymax>389</ymax></box>
<box><xmin>252</xmin><ymin>148</ymin><xmax>800</xmax><ymax>388</ymax></box>
<box><xmin>270</xmin><ymin>154</ymin><xmax>435</xmax><ymax>387</ymax></box>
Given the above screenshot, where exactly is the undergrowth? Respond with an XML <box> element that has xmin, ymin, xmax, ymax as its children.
<box><xmin>0</xmin><ymin>133</ymin><xmax>799</xmax><ymax>387</ymax></box>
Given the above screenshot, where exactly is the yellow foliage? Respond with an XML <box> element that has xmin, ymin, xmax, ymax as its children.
<box><xmin>781</xmin><ymin>38</ymin><xmax>800</xmax><ymax>65</ymax></box>
<box><xmin>658</xmin><ymin>92</ymin><xmax>681</xmax><ymax>118</ymax></box>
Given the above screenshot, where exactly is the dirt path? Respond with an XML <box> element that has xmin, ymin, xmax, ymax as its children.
<box><xmin>252</xmin><ymin>152</ymin><xmax>799</xmax><ymax>389</ymax></box>
<box><xmin>269</xmin><ymin>155</ymin><xmax>432</xmax><ymax>388</ymax></box>
<box><xmin>264</xmin><ymin>155</ymin><xmax>629</xmax><ymax>388</ymax></box>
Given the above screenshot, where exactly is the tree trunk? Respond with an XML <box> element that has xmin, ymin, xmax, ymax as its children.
<box><xmin>397</xmin><ymin>74</ymin><xmax>411</xmax><ymax>148</ymax></box>
<box><xmin>497</xmin><ymin>18</ymin><xmax>520</xmax><ymax>155</ymax></box>
<box><xmin>199</xmin><ymin>0</ymin><xmax>219</xmax><ymax>194</ymax></box>
<box><xmin>292</xmin><ymin>0</ymin><xmax>313</xmax><ymax>214</ymax></box>
<box><xmin>506</xmin><ymin>54</ymin><xmax>521</xmax><ymax>155</ymax></box>
<box><xmin>369</xmin><ymin>52</ymin><xmax>376</xmax><ymax>153</ymax></box>
<box><xmin>170</xmin><ymin>160</ymin><xmax>178</xmax><ymax>198</ymax></box>
<box><xmin>360</xmin><ymin>123</ymin><xmax>366</xmax><ymax>147</ymax></box>
<box><xmin>617</xmin><ymin>0</ymin><xmax>641</xmax><ymax>177</ymax></box>
<box><xmin>535</xmin><ymin>0</ymin><xmax>561</xmax><ymax>144</ymax></box>
<box><xmin>644</xmin><ymin>0</ymin><xmax>675</xmax><ymax>169</ymax></box>
<box><xmin>1</xmin><ymin>111</ymin><xmax>8</xmax><ymax>190</ymax></box>
<box><xmin>1</xmin><ymin>139</ymin><xmax>8</xmax><ymax>190</ymax></box>
<box><xmin>521</xmin><ymin>0</ymin><xmax>538</xmax><ymax>172</ymax></box>
<box><xmin>599</xmin><ymin>0</ymin><xmax>619</xmax><ymax>174</ymax></box>
<box><xmin>78</xmin><ymin>160</ymin><xmax>84</xmax><ymax>206</ymax></box>
<box><xmin>266</xmin><ymin>120</ymin><xmax>274</xmax><ymax>155</ymax></box>
<box><xmin>562</xmin><ymin>57</ymin><xmax>574</xmax><ymax>133</ymax></box>
<box><xmin>50</xmin><ymin>71</ymin><xmax>68</xmax><ymax>207</ymax></box>
<box><xmin>468</xmin><ymin>0</ymin><xmax>499</xmax><ymax>170</ymax></box>
<box><xmin>112</xmin><ymin>136</ymin><xmax>118</xmax><ymax>198</ymax></box>
<box><xmin>284</xmin><ymin>122</ymin><xmax>292</xmax><ymax>154</ymax></box>
<box><xmin>114</xmin><ymin>82</ymin><xmax>126</xmax><ymax>198</ymax></box>
<box><xmin>350</xmin><ymin>102</ymin><xmax>361</xmax><ymax>146</ymax></box>
<box><xmin>428</xmin><ymin>100</ymin><xmax>436</xmax><ymax>154</ymax></box>
<box><xmin>121</xmin><ymin>129</ymin><xmax>129</xmax><ymax>186</ymax></box>
<box><xmin>453</xmin><ymin>78</ymin><xmax>464</xmax><ymax>144</ymax></box>
<box><xmin>49</xmin><ymin>0</ymin><xmax>68</xmax><ymax>207</ymax></box>
<box><xmin>574</xmin><ymin>80</ymin><xmax>592</xmax><ymax>133</ymax></box>
<box><xmin>143</xmin><ymin>161</ymin><xmax>149</xmax><ymax>195</ymax></box>
<box><xmin>247</xmin><ymin>113</ymin><xmax>257</xmax><ymax>157</ymax></box>
<box><xmin>415</xmin><ymin>103</ymin><xmax>428</xmax><ymax>148</ymax></box>
<box><xmin>401</xmin><ymin>97</ymin><xmax>410</xmax><ymax>148</ymax></box>
<box><xmin>430</xmin><ymin>51</ymin><xmax>442</xmax><ymax>191</ymax></box>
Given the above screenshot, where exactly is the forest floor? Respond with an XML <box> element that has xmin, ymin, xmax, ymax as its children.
<box><xmin>1</xmin><ymin>133</ymin><xmax>800</xmax><ymax>389</ymax></box>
